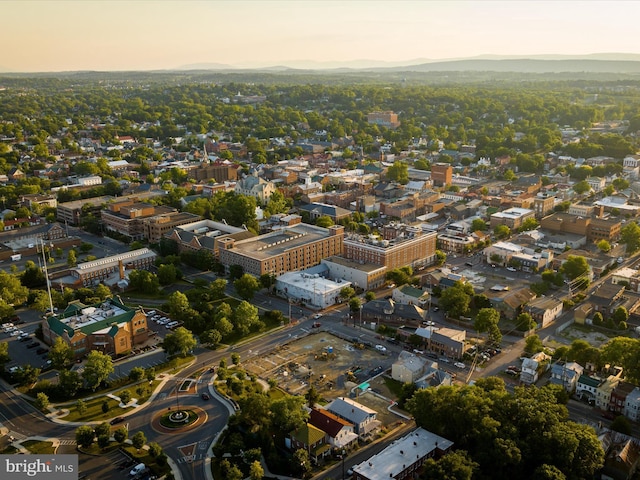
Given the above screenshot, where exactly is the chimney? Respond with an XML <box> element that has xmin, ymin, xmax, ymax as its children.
<box><xmin>119</xmin><ymin>260</ymin><xmax>125</xmax><ymax>279</ymax></box>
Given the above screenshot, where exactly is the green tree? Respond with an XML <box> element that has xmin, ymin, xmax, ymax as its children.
<box><xmin>128</xmin><ymin>270</ymin><xmax>160</xmax><ymax>294</ymax></box>
<box><xmin>525</xmin><ymin>334</ymin><xmax>544</xmax><ymax>354</ymax></box>
<box><xmin>0</xmin><ymin>342</ymin><xmax>9</xmax><ymax>365</ymax></box>
<box><xmin>439</xmin><ymin>282</ymin><xmax>472</xmax><ymax>318</ymax></box>
<box><xmin>572</xmin><ymin>180</ymin><xmax>591</xmax><ymax>195</ymax></box>
<box><xmin>270</xmin><ymin>395</ymin><xmax>309</xmax><ymax>434</ymax></box>
<box><xmin>167</xmin><ymin>291</ymin><xmax>190</xmax><ymax>319</ymax></box>
<box><xmin>58</xmin><ymin>370</ymin><xmax>82</xmax><ymax>397</ymax></box>
<box><xmin>612</xmin><ymin>306</ymin><xmax>629</xmax><ymax>325</ymax></box>
<box><xmin>67</xmin><ymin>249</ymin><xmax>77</xmax><ymax>267</ymax></box>
<box><xmin>131</xmin><ymin>431</ymin><xmax>146</xmax><ymax>451</ymax></box>
<box><xmin>201</xmin><ymin>329</ymin><xmax>222</xmax><ymax>346</ymax></box>
<box><xmin>163</xmin><ymin>327</ymin><xmax>197</xmax><ymax>357</ymax></box>
<box><xmin>516</xmin><ymin>312</ymin><xmax>536</xmax><ymax>331</ymax></box>
<box><xmin>611</xmin><ymin>415</ymin><xmax>632</xmax><ymax>435</ymax></box>
<box><xmin>49</xmin><ymin>336</ymin><xmax>74</xmax><ymax>369</ymax></box>
<box><xmin>349</xmin><ymin>297</ymin><xmax>362</xmax><ymax>313</ymax></box>
<box><xmin>94</xmin><ymin>422</ymin><xmax>110</xmax><ymax>439</ymax></box>
<box><xmin>75</xmin><ymin>425</ymin><xmax>95</xmax><ymax>448</ymax></box>
<box><xmin>519</xmin><ymin>217</ymin><xmax>539</xmax><ymax>232</ymax></box>
<box><xmin>119</xmin><ymin>390</ymin><xmax>131</xmax><ymax>405</ymax></box>
<box><xmin>233</xmin><ymin>301</ymin><xmax>261</xmax><ymax>336</ymax></box>
<box><xmin>621</xmin><ymin>221</ymin><xmax>640</xmax><ymax>254</ymax></box>
<box><xmin>475</xmin><ymin>308</ymin><xmax>500</xmax><ymax>333</ymax></box>
<box><xmin>471</xmin><ymin>219</ymin><xmax>487</xmax><ymax>232</ymax></box>
<box><xmin>596</xmin><ymin>239</ymin><xmax>611</xmax><ymax>253</ymax></box>
<box><xmin>114</xmin><ymin>427</ymin><xmax>128</xmax><ymax>444</ymax></box>
<box><xmin>128</xmin><ymin>366</ymin><xmax>145</xmax><ymax>382</ymax></box>
<box><xmin>315</xmin><ymin>215</ymin><xmax>334</xmax><ymax>228</ymax></box>
<box><xmin>387</xmin><ymin>161</ymin><xmax>409</xmax><ymax>184</ymax></box>
<box><xmin>293</xmin><ymin>448</ymin><xmax>311</xmax><ymax>477</ymax></box>
<box><xmin>76</xmin><ymin>399</ymin><xmax>87</xmax><ymax>416</ymax></box>
<box><xmin>35</xmin><ymin>392</ymin><xmax>50</xmax><ymax>411</ymax></box>
<box><xmin>209</xmin><ymin>278</ymin><xmax>228</xmax><ymax>299</ymax></box>
<box><xmin>560</xmin><ymin>255</ymin><xmax>590</xmax><ymax>281</ymax></box>
<box><xmin>157</xmin><ymin>264</ymin><xmax>178</xmax><ymax>285</ymax></box>
<box><xmin>421</xmin><ymin>450</ymin><xmax>479</xmax><ymax>480</ymax></box>
<box><xmin>494</xmin><ymin>224</ymin><xmax>511</xmax><ymax>240</ymax></box>
<box><xmin>264</xmin><ymin>190</ymin><xmax>290</xmax><ymax>217</ymax></box>
<box><xmin>365</xmin><ymin>291</ymin><xmax>376</xmax><ymax>302</ymax></box>
<box><xmin>82</xmin><ymin>350</ymin><xmax>115</xmax><ymax>390</ymax></box>
<box><xmin>249</xmin><ymin>460</ymin><xmax>264</xmax><ymax>480</ymax></box>
<box><xmin>0</xmin><ymin>271</ymin><xmax>29</xmax><ymax>306</ymax></box>
<box><xmin>339</xmin><ymin>286</ymin><xmax>356</xmax><ymax>300</ymax></box>
<box><xmin>435</xmin><ymin>249</ymin><xmax>447</xmax><ymax>266</ymax></box>
<box><xmin>234</xmin><ymin>273</ymin><xmax>260</xmax><ymax>301</ymax></box>
<box><xmin>148</xmin><ymin>442</ymin><xmax>163</xmax><ymax>458</ymax></box>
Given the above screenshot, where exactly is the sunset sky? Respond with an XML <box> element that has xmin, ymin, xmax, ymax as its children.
<box><xmin>3</xmin><ymin>0</ymin><xmax>640</xmax><ymax>72</ymax></box>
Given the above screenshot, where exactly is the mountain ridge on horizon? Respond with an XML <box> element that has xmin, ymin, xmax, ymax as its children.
<box><xmin>4</xmin><ymin>53</ymin><xmax>640</xmax><ymax>75</ymax></box>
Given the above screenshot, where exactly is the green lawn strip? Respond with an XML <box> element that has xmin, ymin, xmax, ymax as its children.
<box><xmin>63</xmin><ymin>380</ymin><xmax>160</xmax><ymax>422</ymax></box>
<box><xmin>79</xmin><ymin>441</ymin><xmax>122</xmax><ymax>455</ymax></box>
<box><xmin>22</xmin><ymin>440</ymin><xmax>55</xmax><ymax>454</ymax></box>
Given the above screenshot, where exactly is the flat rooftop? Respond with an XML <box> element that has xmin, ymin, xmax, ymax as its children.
<box><xmin>230</xmin><ymin>224</ymin><xmax>333</xmax><ymax>259</ymax></box>
<box><xmin>353</xmin><ymin>428</ymin><xmax>453</xmax><ymax>480</ymax></box>
<box><xmin>322</xmin><ymin>256</ymin><xmax>386</xmax><ymax>273</ymax></box>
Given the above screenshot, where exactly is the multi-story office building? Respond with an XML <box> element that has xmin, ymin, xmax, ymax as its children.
<box><xmin>343</xmin><ymin>226</ymin><xmax>437</xmax><ymax>270</ymax></box>
<box><xmin>142</xmin><ymin>211</ymin><xmax>202</xmax><ymax>243</ymax></box>
<box><xmin>69</xmin><ymin>248</ymin><xmax>157</xmax><ymax>287</ymax></box>
<box><xmin>490</xmin><ymin>207</ymin><xmax>535</xmax><ymax>230</ymax></box>
<box><xmin>101</xmin><ymin>201</ymin><xmax>176</xmax><ymax>241</ymax></box>
<box><xmin>366</xmin><ymin>111</ymin><xmax>400</xmax><ymax>129</ymax></box>
<box><xmin>219</xmin><ymin>224</ymin><xmax>344</xmax><ymax>276</ymax></box>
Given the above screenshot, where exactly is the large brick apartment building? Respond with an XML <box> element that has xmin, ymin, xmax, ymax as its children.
<box><xmin>343</xmin><ymin>226</ymin><xmax>437</xmax><ymax>271</ymax></box>
<box><xmin>540</xmin><ymin>212</ymin><xmax>621</xmax><ymax>242</ymax></box>
<box><xmin>218</xmin><ymin>224</ymin><xmax>345</xmax><ymax>276</ymax></box>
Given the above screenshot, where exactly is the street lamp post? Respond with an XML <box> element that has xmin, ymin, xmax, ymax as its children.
<box><xmin>342</xmin><ymin>449</ymin><xmax>346</xmax><ymax>480</ymax></box>
<box><xmin>176</xmin><ymin>379</ymin><xmax>180</xmax><ymax>411</ymax></box>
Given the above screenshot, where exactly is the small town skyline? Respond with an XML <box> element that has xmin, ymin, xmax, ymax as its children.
<box><xmin>2</xmin><ymin>0</ymin><xmax>640</xmax><ymax>73</ymax></box>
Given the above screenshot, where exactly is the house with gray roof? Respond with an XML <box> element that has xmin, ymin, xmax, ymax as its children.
<box><xmin>549</xmin><ymin>361</ymin><xmax>584</xmax><ymax>393</ymax></box>
<box><xmin>326</xmin><ymin>397</ymin><xmax>380</xmax><ymax>439</ymax></box>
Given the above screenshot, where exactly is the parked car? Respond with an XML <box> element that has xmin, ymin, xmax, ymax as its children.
<box><xmin>454</xmin><ymin>362</ymin><xmax>466</xmax><ymax>369</ymax></box>
<box><xmin>374</xmin><ymin>345</ymin><xmax>387</xmax><ymax>352</ymax></box>
<box><xmin>201</xmin><ymin>393</ymin><xmax>210</xmax><ymax>400</ymax></box>
<box><xmin>36</xmin><ymin>347</ymin><xmax>48</xmax><ymax>355</ymax></box>
<box><xmin>506</xmin><ymin>267</ymin><xmax>517</xmax><ymax>272</ymax></box>
<box><xmin>313</xmin><ymin>314</ymin><xmax>322</xmax><ymax>320</ymax></box>
<box><xmin>312</xmin><ymin>322</ymin><xmax>321</xmax><ymax>328</ymax></box>
<box><xmin>26</xmin><ymin>342</ymin><xmax>39</xmax><ymax>349</ymax></box>
<box><xmin>110</xmin><ymin>416</ymin><xmax>125</xmax><ymax>425</ymax></box>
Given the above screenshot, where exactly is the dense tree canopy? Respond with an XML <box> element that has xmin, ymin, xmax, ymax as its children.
<box><xmin>406</xmin><ymin>380</ymin><xmax>604</xmax><ymax>480</ymax></box>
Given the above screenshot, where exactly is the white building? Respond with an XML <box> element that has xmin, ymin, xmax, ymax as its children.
<box><xmin>275</xmin><ymin>269</ymin><xmax>352</xmax><ymax>309</ymax></box>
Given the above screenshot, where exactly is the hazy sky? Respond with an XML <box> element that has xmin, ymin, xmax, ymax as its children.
<box><xmin>3</xmin><ymin>0</ymin><xmax>640</xmax><ymax>72</ymax></box>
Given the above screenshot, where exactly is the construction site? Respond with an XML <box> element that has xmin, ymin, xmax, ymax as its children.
<box><xmin>242</xmin><ymin>331</ymin><xmax>408</xmax><ymax>426</ymax></box>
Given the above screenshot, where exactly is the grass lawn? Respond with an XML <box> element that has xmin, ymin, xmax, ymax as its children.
<box><xmin>79</xmin><ymin>441</ymin><xmax>121</xmax><ymax>455</ymax></box>
<box><xmin>63</xmin><ymin>380</ymin><xmax>159</xmax><ymax>422</ymax></box>
<box><xmin>22</xmin><ymin>440</ymin><xmax>55</xmax><ymax>454</ymax></box>
<box><xmin>383</xmin><ymin>377</ymin><xmax>404</xmax><ymax>398</ymax></box>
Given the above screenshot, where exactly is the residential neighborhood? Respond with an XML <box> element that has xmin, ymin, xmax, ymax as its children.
<box><xmin>3</xmin><ymin>72</ymin><xmax>640</xmax><ymax>480</ymax></box>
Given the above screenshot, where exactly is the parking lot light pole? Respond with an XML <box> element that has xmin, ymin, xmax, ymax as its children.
<box><xmin>342</xmin><ymin>449</ymin><xmax>346</xmax><ymax>480</ymax></box>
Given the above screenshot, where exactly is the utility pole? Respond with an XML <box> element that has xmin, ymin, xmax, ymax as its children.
<box><xmin>40</xmin><ymin>238</ymin><xmax>54</xmax><ymax>315</ymax></box>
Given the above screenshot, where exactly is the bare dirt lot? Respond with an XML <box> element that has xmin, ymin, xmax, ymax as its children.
<box><xmin>243</xmin><ymin>331</ymin><xmax>407</xmax><ymax>426</ymax></box>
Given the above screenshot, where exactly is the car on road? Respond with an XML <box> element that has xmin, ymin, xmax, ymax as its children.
<box><xmin>454</xmin><ymin>362</ymin><xmax>466</xmax><ymax>369</ymax></box>
<box><xmin>110</xmin><ymin>416</ymin><xmax>125</xmax><ymax>425</ymax></box>
<box><xmin>432</xmin><ymin>306</ymin><xmax>440</xmax><ymax>312</ymax></box>
<box><xmin>311</xmin><ymin>322</ymin><xmax>321</xmax><ymax>328</ymax></box>
<box><xmin>374</xmin><ymin>345</ymin><xmax>387</xmax><ymax>352</ymax></box>
<box><xmin>438</xmin><ymin>357</ymin><xmax>450</xmax><ymax>363</ymax></box>
<box><xmin>313</xmin><ymin>314</ymin><xmax>322</xmax><ymax>320</ymax></box>
<box><xmin>451</xmin><ymin>266</ymin><xmax>459</xmax><ymax>271</ymax></box>
<box><xmin>506</xmin><ymin>267</ymin><xmax>517</xmax><ymax>272</ymax></box>
<box><xmin>26</xmin><ymin>341</ymin><xmax>39</xmax><ymax>349</ymax></box>
<box><xmin>201</xmin><ymin>393</ymin><xmax>210</xmax><ymax>400</ymax></box>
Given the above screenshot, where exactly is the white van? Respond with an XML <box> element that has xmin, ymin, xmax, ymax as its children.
<box><xmin>10</xmin><ymin>254</ymin><xmax>21</xmax><ymax>261</ymax></box>
<box><xmin>129</xmin><ymin>463</ymin><xmax>146</xmax><ymax>477</ymax></box>
<box><xmin>166</xmin><ymin>321</ymin><xmax>179</xmax><ymax>329</ymax></box>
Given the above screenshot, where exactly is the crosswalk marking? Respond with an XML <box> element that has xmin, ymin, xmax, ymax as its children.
<box><xmin>59</xmin><ymin>439</ymin><xmax>77</xmax><ymax>446</ymax></box>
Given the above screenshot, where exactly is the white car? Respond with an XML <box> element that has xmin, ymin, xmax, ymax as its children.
<box><xmin>506</xmin><ymin>267</ymin><xmax>517</xmax><ymax>272</ymax></box>
<box><xmin>375</xmin><ymin>345</ymin><xmax>387</xmax><ymax>352</ymax></box>
<box><xmin>454</xmin><ymin>362</ymin><xmax>466</xmax><ymax>369</ymax></box>
<box><xmin>313</xmin><ymin>314</ymin><xmax>322</xmax><ymax>320</ymax></box>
